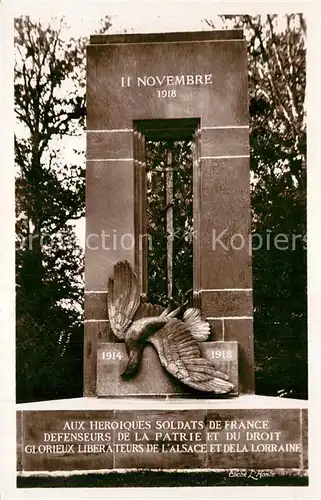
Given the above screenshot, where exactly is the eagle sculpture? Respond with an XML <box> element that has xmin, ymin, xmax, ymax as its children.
<box><xmin>108</xmin><ymin>260</ymin><xmax>235</xmax><ymax>395</ymax></box>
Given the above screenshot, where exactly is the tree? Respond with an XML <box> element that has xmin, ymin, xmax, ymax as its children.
<box><xmin>15</xmin><ymin>15</ymin><xmax>111</xmax><ymax>402</ymax></box>
<box><xmin>206</xmin><ymin>14</ymin><xmax>307</xmax><ymax>398</ymax></box>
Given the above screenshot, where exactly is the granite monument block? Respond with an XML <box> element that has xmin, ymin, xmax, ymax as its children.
<box><xmin>84</xmin><ymin>30</ymin><xmax>253</xmax><ymax>397</ymax></box>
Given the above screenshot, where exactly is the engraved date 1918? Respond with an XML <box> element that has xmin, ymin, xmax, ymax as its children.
<box><xmin>157</xmin><ymin>89</ymin><xmax>176</xmax><ymax>98</ymax></box>
<box><xmin>211</xmin><ymin>350</ymin><xmax>233</xmax><ymax>360</ymax></box>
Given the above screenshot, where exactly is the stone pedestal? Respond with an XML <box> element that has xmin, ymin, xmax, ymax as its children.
<box><xmin>16</xmin><ymin>396</ymin><xmax>308</xmax><ymax>476</ymax></box>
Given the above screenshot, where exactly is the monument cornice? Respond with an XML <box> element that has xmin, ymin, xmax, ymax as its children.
<box><xmin>89</xmin><ymin>29</ymin><xmax>244</xmax><ymax>45</ymax></box>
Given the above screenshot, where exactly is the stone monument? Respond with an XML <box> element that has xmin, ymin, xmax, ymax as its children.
<box><xmin>84</xmin><ymin>29</ymin><xmax>253</xmax><ymax>398</ymax></box>
<box><xmin>16</xmin><ymin>30</ymin><xmax>308</xmax><ymax>484</ymax></box>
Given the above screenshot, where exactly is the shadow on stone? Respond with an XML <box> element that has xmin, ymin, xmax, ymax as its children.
<box><xmin>17</xmin><ymin>471</ymin><xmax>309</xmax><ymax>488</ymax></box>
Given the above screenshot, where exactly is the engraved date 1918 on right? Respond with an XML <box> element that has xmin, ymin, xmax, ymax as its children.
<box><xmin>211</xmin><ymin>350</ymin><xmax>233</xmax><ymax>359</ymax></box>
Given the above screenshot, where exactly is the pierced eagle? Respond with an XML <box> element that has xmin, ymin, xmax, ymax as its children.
<box><xmin>107</xmin><ymin>260</ymin><xmax>235</xmax><ymax>395</ymax></box>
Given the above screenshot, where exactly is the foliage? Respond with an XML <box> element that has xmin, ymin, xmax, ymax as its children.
<box><xmin>205</xmin><ymin>14</ymin><xmax>307</xmax><ymax>398</ymax></box>
<box><xmin>15</xmin><ymin>15</ymin><xmax>111</xmax><ymax>402</ymax></box>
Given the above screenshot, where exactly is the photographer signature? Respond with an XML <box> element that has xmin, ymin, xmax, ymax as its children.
<box><xmin>229</xmin><ymin>469</ymin><xmax>276</xmax><ymax>480</ymax></box>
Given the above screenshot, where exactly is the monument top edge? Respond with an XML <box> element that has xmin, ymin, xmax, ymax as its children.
<box><xmin>89</xmin><ymin>29</ymin><xmax>244</xmax><ymax>45</ymax></box>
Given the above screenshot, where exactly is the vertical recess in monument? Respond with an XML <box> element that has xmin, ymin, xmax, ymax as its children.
<box><xmin>134</xmin><ymin>119</ymin><xmax>199</xmax><ymax>307</ymax></box>
<box><xmin>192</xmin><ymin>125</ymin><xmax>201</xmax><ymax>307</ymax></box>
<box><xmin>145</xmin><ymin>139</ymin><xmax>194</xmax><ymax>305</ymax></box>
<box><xmin>144</xmin><ymin>140</ymin><xmax>168</xmax><ymax>304</ymax></box>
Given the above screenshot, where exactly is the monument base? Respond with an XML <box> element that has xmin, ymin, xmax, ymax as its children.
<box><xmin>17</xmin><ymin>468</ymin><xmax>308</xmax><ymax>489</ymax></box>
<box><xmin>16</xmin><ymin>395</ymin><xmax>308</xmax><ymax>479</ymax></box>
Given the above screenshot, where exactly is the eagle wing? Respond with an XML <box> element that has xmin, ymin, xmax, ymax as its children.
<box><xmin>108</xmin><ymin>261</ymin><xmax>140</xmax><ymax>339</ymax></box>
<box><xmin>183</xmin><ymin>308</ymin><xmax>210</xmax><ymax>341</ymax></box>
<box><xmin>134</xmin><ymin>302</ymin><xmax>165</xmax><ymax>320</ymax></box>
<box><xmin>108</xmin><ymin>261</ymin><xmax>181</xmax><ymax>338</ymax></box>
<box><xmin>148</xmin><ymin>319</ymin><xmax>235</xmax><ymax>394</ymax></box>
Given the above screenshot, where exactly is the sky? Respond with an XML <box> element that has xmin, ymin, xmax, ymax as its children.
<box><xmin>11</xmin><ymin>1</ymin><xmax>228</xmax><ymax>36</ymax></box>
<box><xmin>9</xmin><ymin>0</ymin><xmax>306</xmax><ymax>37</ymax></box>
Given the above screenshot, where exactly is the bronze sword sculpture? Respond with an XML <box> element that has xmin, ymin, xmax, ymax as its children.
<box><xmin>107</xmin><ymin>261</ymin><xmax>235</xmax><ymax>395</ymax></box>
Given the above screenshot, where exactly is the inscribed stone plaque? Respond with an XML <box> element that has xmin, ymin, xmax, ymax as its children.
<box><xmin>96</xmin><ymin>341</ymin><xmax>238</xmax><ymax>397</ymax></box>
<box><xmin>17</xmin><ymin>409</ymin><xmax>308</xmax><ymax>473</ymax></box>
